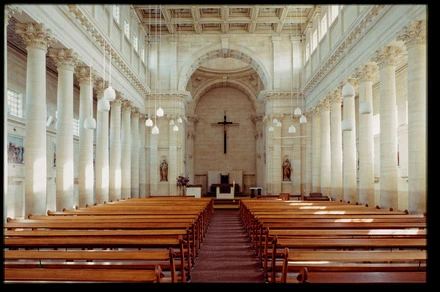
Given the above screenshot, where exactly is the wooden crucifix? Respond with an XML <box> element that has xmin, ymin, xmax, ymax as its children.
<box><xmin>211</xmin><ymin>111</ymin><xmax>239</xmax><ymax>154</ymax></box>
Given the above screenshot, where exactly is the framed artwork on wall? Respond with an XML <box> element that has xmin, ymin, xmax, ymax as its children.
<box><xmin>7</xmin><ymin>135</ymin><xmax>24</xmax><ymax>164</ymax></box>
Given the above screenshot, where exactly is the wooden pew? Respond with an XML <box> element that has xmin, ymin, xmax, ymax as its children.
<box><xmin>294</xmin><ymin>266</ymin><xmax>426</xmax><ymax>284</ymax></box>
<box><xmin>4</xmin><ymin>248</ymin><xmax>178</xmax><ymax>282</ymax></box>
<box><xmin>277</xmin><ymin>248</ymin><xmax>427</xmax><ymax>283</ymax></box>
<box><xmin>4</xmin><ymin>266</ymin><xmax>163</xmax><ymax>283</ymax></box>
<box><xmin>4</xmin><ymin>234</ymin><xmax>189</xmax><ymax>282</ymax></box>
<box><xmin>265</xmin><ymin>236</ymin><xmax>427</xmax><ymax>282</ymax></box>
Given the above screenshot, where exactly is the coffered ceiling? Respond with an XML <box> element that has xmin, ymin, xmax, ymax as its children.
<box><xmin>133</xmin><ymin>5</ymin><xmax>316</xmax><ymax>36</ymax></box>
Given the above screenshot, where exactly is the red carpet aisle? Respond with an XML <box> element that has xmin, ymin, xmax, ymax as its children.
<box><xmin>189</xmin><ymin>209</ymin><xmax>265</xmax><ymax>283</ymax></box>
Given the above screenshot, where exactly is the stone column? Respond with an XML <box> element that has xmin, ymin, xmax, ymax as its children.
<box><xmin>251</xmin><ymin>115</ymin><xmax>264</xmax><ymax>190</ymax></box>
<box><xmin>149</xmin><ymin>116</ymin><xmax>159</xmax><ymax>197</ymax></box>
<box><xmin>264</xmin><ymin>115</ymin><xmax>274</xmax><ymax>195</ymax></box>
<box><xmin>319</xmin><ymin>98</ymin><xmax>331</xmax><ymax>197</ymax></box>
<box><xmin>4</xmin><ymin>5</ymin><xmax>22</xmax><ymax>220</ymax></box>
<box><xmin>16</xmin><ymin>23</ymin><xmax>55</xmax><ymax>215</ymax></box>
<box><xmin>131</xmin><ymin>108</ymin><xmax>140</xmax><ymax>198</ymax></box>
<box><xmin>398</xmin><ymin>20</ymin><xmax>427</xmax><ymax>215</ymax></box>
<box><xmin>95</xmin><ymin>84</ymin><xmax>109</xmax><ymax>204</ymax></box>
<box><xmin>169</xmin><ymin>36</ymin><xmax>178</xmax><ymax>91</ymax></box>
<box><xmin>145</xmin><ymin>115</ymin><xmax>151</xmax><ymax>197</ymax></box>
<box><xmin>109</xmin><ymin>95</ymin><xmax>122</xmax><ymax>201</ymax></box>
<box><xmin>168</xmin><ymin>115</ymin><xmax>178</xmax><ymax>195</ymax></box>
<box><xmin>356</xmin><ymin>63</ymin><xmax>377</xmax><ymax>207</ymax></box>
<box><xmin>186</xmin><ymin>117</ymin><xmax>197</xmax><ymax>190</ymax></box>
<box><xmin>373</xmin><ymin>46</ymin><xmax>404</xmax><ymax>210</ymax></box>
<box><xmin>311</xmin><ymin>106</ymin><xmax>321</xmax><ymax>193</ymax></box>
<box><xmin>75</xmin><ymin>64</ymin><xmax>95</xmax><ymax>207</ymax></box>
<box><xmin>342</xmin><ymin>79</ymin><xmax>358</xmax><ymax>204</ymax></box>
<box><xmin>49</xmin><ymin>48</ymin><xmax>79</xmax><ymax>211</ymax></box>
<box><xmin>272</xmin><ymin>114</ymin><xmax>282</xmax><ymax>195</ymax></box>
<box><xmin>330</xmin><ymin>89</ymin><xmax>343</xmax><ymax>201</ymax></box>
<box><xmin>303</xmin><ymin>113</ymin><xmax>313</xmax><ymax>196</ymax></box>
<box><xmin>121</xmin><ymin>100</ymin><xmax>132</xmax><ymax>199</ymax></box>
<box><xmin>139</xmin><ymin>114</ymin><xmax>147</xmax><ymax>198</ymax></box>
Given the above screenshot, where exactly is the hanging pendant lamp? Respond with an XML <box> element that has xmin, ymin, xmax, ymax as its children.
<box><xmin>84</xmin><ymin>64</ymin><xmax>96</xmax><ymax>129</ymax></box>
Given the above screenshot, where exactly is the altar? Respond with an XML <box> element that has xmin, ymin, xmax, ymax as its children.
<box><xmin>186</xmin><ymin>184</ymin><xmax>202</xmax><ymax>198</ymax></box>
<box><xmin>208</xmin><ymin>170</ymin><xmax>242</xmax><ymax>199</ymax></box>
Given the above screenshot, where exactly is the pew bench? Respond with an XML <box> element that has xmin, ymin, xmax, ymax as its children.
<box><xmin>275</xmin><ymin>248</ymin><xmax>427</xmax><ymax>283</ymax></box>
<box><xmin>4</xmin><ymin>266</ymin><xmax>163</xmax><ymax>283</ymax></box>
<box><xmin>264</xmin><ymin>236</ymin><xmax>427</xmax><ymax>282</ymax></box>
<box><xmin>4</xmin><ymin>248</ymin><xmax>179</xmax><ymax>283</ymax></box>
<box><xmin>294</xmin><ymin>266</ymin><xmax>426</xmax><ymax>284</ymax></box>
<box><xmin>4</xmin><ymin>235</ymin><xmax>190</xmax><ymax>282</ymax></box>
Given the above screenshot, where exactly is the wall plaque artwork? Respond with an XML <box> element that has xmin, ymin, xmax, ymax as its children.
<box><xmin>7</xmin><ymin>135</ymin><xmax>24</xmax><ymax>164</ymax></box>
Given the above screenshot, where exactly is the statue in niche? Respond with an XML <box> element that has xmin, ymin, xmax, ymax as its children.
<box><xmin>160</xmin><ymin>159</ymin><xmax>168</xmax><ymax>181</ymax></box>
<box><xmin>283</xmin><ymin>158</ymin><xmax>292</xmax><ymax>181</ymax></box>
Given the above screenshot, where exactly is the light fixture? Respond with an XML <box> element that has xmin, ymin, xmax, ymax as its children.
<box><xmin>152</xmin><ymin>124</ymin><xmax>159</xmax><ymax>135</ymax></box>
<box><xmin>177</xmin><ymin>116</ymin><xmax>183</xmax><ymax>123</ymax></box>
<box><xmin>276</xmin><ymin>121</ymin><xmax>282</xmax><ymax>127</ymax></box>
<box><xmin>84</xmin><ymin>63</ymin><xmax>96</xmax><ymax>129</ymax></box>
<box><xmin>173</xmin><ymin>124</ymin><xmax>179</xmax><ymax>132</ymax></box>
<box><xmin>145</xmin><ymin>115</ymin><xmax>153</xmax><ymax>127</ymax></box>
<box><xmin>288</xmin><ymin>124</ymin><xmax>296</xmax><ymax>133</ymax></box>
<box><xmin>359</xmin><ymin>100</ymin><xmax>372</xmax><ymax>114</ymax></box>
<box><xmin>169</xmin><ymin>119</ymin><xmax>175</xmax><ymax>126</ymax></box>
<box><xmin>341</xmin><ymin>80</ymin><xmax>354</xmax><ymax>131</ymax></box>
<box><xmin>156</xmin><ymin>107</ymin><xmax>164</xmax><ymax>117</ymax></box>
<box><xmin>97</xmin><ymin>98</ymin><xmax>110</xmax><ymax>112</ymax></box>
<box><xmin>268</xmin><ymin>125</ymin><xmax>274</xmax><ymax>132</ymax></box>
<box><xmin>299</xmin><ymin>113</ymin><xmax>307</xmax><ymax>124</ymax></box>
<box><xmin>272</xmin><ymin>118</ymin><xmax>278</xmax><ymax>124</ymax></box>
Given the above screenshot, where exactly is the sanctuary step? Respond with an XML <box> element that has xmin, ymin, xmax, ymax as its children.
<box><xmin>213</xmin><ymin>198</ymin><xmax>248</xmax><ymax>209</ymax></box>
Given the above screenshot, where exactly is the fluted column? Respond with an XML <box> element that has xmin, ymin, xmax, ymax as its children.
<box><xmin>330</xmin><ymin>89</ymin><xmax>343</xmax><ymax>201</ymax></box>
<box><xmin>109</xmin><ymin>96</ymin><xmax>122</xmax><ymax>201</ymax></box>
<box><xmin>139</xmin><ymin>114</ymin><xmax>147</xmax><ymax>198</ymax></box>
<box><xmin>342</xmin><ymin>79</ymin><xmax>358</xmax><ymax>204</ymax></box>
<box><xmin>319</xmin><ymin>98</ymin><xmax>331</xmax><ymax>197</ymax></box>
<box><xmin>4</xmin><ymin>5</ymin><xmax>22</xmax><ymax>220</ymax></box>
<box><xmin>149</xmin><ymin>117</ymin><xmax>159</xmax><ymax>197</ymax></box>
<box><xmin>399</xmin><ymin>20</ymin><xmax>427</xmax><ymax>215</ymax></box>
<box><xmin>95</xmin><ymin>84</ymin><xmax>109</xmax><ymax>204</ymax></box>
<box><xmin>131</xmin><ymin>108</ymin><xmax>140</xmax><ymax>198</ymax></box>
<box><xmin>75</xmin><ymin>64</ymin><xmax>95</xmax><ymax>207</ymax></box>
<box><xmin>121</xmin><ymin>100</ymin><xmax>132</xmax><ymax>199</ymax></box>
<box><xmin>168</xmin><ymin>115</ymin><xmax>178</xmax><ymax>195</ymax></box>
<box><xmin>357</xmin><ymin>63</ymin><xmax>377</xmax><ymax>207</ymax></box>
<box><xmin>49</xmin><ymin>48</ymin><xmax>79</xmax><ymax>211</ymax></box>
<box><xmin>16</xmin><ymin>23</ymin><xmax>55</xmax><ymax>215</ymax></box>
<box><xmin>186</xmin><ymin>116</ymin><xmax>198</xmax><ymax>189</ymax></box>
<box><xmin>272</xmin><ymin>114</ymin><xmax>282</xmax><ymax>195</ymax></box>
<box><xmin>373</xmin><ymin>46</ymin><xmax>404</xmax><ymax>210</ymax></box>
<box><xmin>311</xmin><ymin>107</ymin><xmax>321</xmax><ymax>193</ymax></box>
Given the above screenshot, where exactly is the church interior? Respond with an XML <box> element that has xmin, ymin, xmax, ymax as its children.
<box><xmin>3</xmin><ymin>3</ymin><xmax>429</xmax><ymax>285</ymax></box>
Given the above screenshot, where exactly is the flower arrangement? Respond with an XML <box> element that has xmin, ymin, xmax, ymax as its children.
<box><xmin>177</xmin><ymin>175</ymin><xmax>190</xmax><ymax>187</ymax></box>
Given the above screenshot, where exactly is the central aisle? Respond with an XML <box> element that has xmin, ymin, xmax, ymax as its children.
<box><xmin>189</xmin><ymin>209</ymin><xmax>265</xmax><ymax>283</ymax></box>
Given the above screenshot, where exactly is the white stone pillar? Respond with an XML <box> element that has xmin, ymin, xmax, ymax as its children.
<box><xmin>399</xmin><ymin>20</ymin><xmax>427</xmax><ymax>215</ymax></box>
<box><xmin>342</xmin><ymin>79</ymin><xmax>358</xmax><ymax>204</ymax></box>
<box><xmin>357</xmin><ymin>63</ymin><xmax>377</xmax><ymax>207</ymax></box>
<box><xmin>169</xmin><ymin>36</ymin><xmax>178</xmax><ymax>91</ymax></box>
<box><xmin>139</xmin><ymin>114</ymin><xmax>147</xmax><ymax>198</ymax></box>
<box><xmin>121</xmin><ymin>100</ymin><xmax>132</xmax><ymax>199</ymax></box>
<box><xmin>149</xmin><ymin>118</ymin><xmax>159</xmax><ymax>197</ymax></box>
<box><xmin>167</xmin><ymin>115</ymin><xmax>178</xmax><ymax>195</ymax></box>
<box><xmin>272</xmin><ymin>114</ymin><xmax>282</xmax><ymax>196</ymax></box>
<box><xmin>16</xmin><ymin>22</ymin><xmax>55</xmax><ymax>216</ymax></box>
<box><xmin>4</xmin><ymin>5</ymin><xmax>22</xmax><ymax>220</ymax></box>
<box><xmin>95</xmin><ymin>85</ymin><xmax>109</xmax><ymax>204</ymax></box>
<box><xmin>252</xmin><ymin>115</ymin><xmax>264</xmax><ymax>190</ymax></box>
<box><xmin>109</xmin><ymin>96</ymin><xmax>122</xmax><ymax>201</ymax></box>
<box><xmin>145</xmin><ymin>116</ymin><xmax>151</xmax><ymax>197</ymax></box>
<box><xmin>319</xmin><ymin>98</ymin><xmax>331</xmax><ymax>198</ymax></box>
<box><xmin>311</xmin><ymin>107</ymin><xmax>321</xmax><ymax>193</ymax></box>
<box><xmin>303</xmin><ymin>113</ymin><xmax>313</xmax><ymax>196</ymax></box>
<box><xmin>131</xmin><ymin>109</ymin><xmax>140</xmax><ymax>198</ymax></box>
<box><xmin>373</xmin><ymin>46</ymin><xmax>404</xmax><ymax>210</ymax></box>
<box><xmin>75</xmin><ymin>64</ymin><xmax>95</xmax><ymax>208</ymax></box>
<box><xmin>49</xmin><ymin>48</ymin><xmax>79</xmax><ymax>211</ymax></box>
<box><xmin>330</xmin><ymin>89</ymin><xmax>343</xmax><ymax>201</ymax></box>
<box><xmin>186</xmin><ymin>117</ymin><xmax>197</xmax><ymax>190</ymax></box>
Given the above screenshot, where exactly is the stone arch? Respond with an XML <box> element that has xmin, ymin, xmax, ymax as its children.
<box><xmin>178</xmin><ymin>42</ymin><xmax>272</xmax><ymax>95</ymax></box>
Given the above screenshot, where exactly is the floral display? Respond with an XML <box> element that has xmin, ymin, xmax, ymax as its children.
<box><xmin>177</xmin><ymin>175</ymin><xmax>190</xmax><ymax>186</ymax></box>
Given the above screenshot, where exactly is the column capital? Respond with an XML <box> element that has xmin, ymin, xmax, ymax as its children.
<box><xmin>131</xmin><ymin>108</ymin><xmax>140</xmax><ymax>118</ymax></box>
<box><xmin>48</xmin><ymin>48</ymin><xmax>79</xmax><ymax>71</ymax></box>
<box><xmin>75</xmin><ymin>65</ymin><xmax>96</xmax><ymax>84</ymax></box>
<box><xmin>356</xmin><ymin>63</ymin><xmax>378</xmax><ymax>82</ymax></box>
<box><xmin>373</xmin><ymin>46</ymin><xmax>405</xmax><ymax>68</ymax></box>
<box><xmin>330</xmin><ymin>88</ymin><xmax>343</xmax><ymax>104</ymax></box>
<box><xmin>5</xmin><ymin>5</ymin><xmax>22</xmax><ymax>23</ymax></box>
<box><xmin>398</xmin><ymin>20</ymin><xmax>426</xmax><ymax>48</ymax></box>
<box><xmin>319</xmin><ymin>97</ymin><xmax>331</xmax><ymax>111</ymax></box>
<box><xmin>15</xmin><ymin>22</ymin><xmax>56</xmax><ymax>51</ymax></box>
<box><xmin>122</xmin><ymin>99</ymin><xmax>132</xmax><ymax>111</ymax></box>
